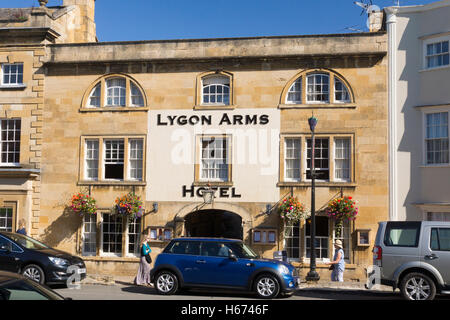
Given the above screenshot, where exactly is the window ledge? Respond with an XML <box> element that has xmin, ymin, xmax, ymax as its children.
<box><xmin>79</xmin><ymin>106</ymin><xmax>149</xmax><ymax>113</ymax></box>
<box><xmin>419</xmin><ymin>164</ymin><xmax>450</xmax><ymax>168</ymax></box>
<box><xmin>279</xmin><ymin>103</ymin><xmax>356</xmax><ymax>109</ymax></box>
<box><xmin>77</xmin><ymin>180</ymin><xmax>146</xmax><ymax>187</ymax></box>
<box><xmin>0</xmin><ymin>84</ymin><xmax>27</xmax><ymax>90</ymax></box>
<box><xmin>82</xmin><ymin>256</ymin><xmax>140</xmax><ymax>263</ymax></box>
<box><xmin>419</xmin><ymin>65</ymin><xmax>450</xmax><ymax>73</ymax></box>
<box><xmin>277</xmin><ymin>181</ymin><xmax>357</xmax><ymax>188</ymax></box>
<box><xmin>292</xmin><ymin>262</ymin><xmax>357</xmax><ymax>269</ymax></box>
<box><xmin>252</xmin><ymin>243</ymin><xmax>277</xmax><ymax>246</ymax></box>
<box><xmin>194</xmin><ymin>105</ymin><xmax>236</xmax><ymax>111</ymax></box>
<box><xmin>193</xmin><ymin>181</ymin><xmax>234</xmax><ymax>187</ymax></box>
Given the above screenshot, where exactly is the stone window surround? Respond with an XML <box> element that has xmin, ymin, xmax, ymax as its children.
<box><xmin>251</xmin><ymin>228</ymin><xmax>277</xmax><ymax>245</ymax></box>
<box><xmin>194</xmin><ymin>134</ymin><xmax>233</xmax><ymax>187</ymax></box>
<box><xmin>80</xmin><ymin>210</ymin><xmax>143</xmax><ymax>258</ymax></box>
<box><xmin>1</xmin><ymin>63</ymin><xmax>24</xmax><ymax>87</ymax></box>
<box><xmin>78</xmin><ymin>135</ymin><xmax>146</xmax><ymax>185</ymax></box>
<box><xmin>278</xmin><ymin>133</ymin><xmax>356</xmax><ymax>187</ymax></box>
<box><xmin>0</xmin><ymin>118</ymin><xmax>21</xmax><ymax>167</ymax></box>
<box><xmin>0</xmin><ymin>55</ymin><xmax>27</xmax><ymax>90</ymax></box>
<box><xmin>287</xmin><ymin>217</ymin><xmax>353</xmax><ymax>265</ymax></box>
<box><xmin>279</xmin><ymin>68</ymin><xmax>356</xmax><ymax>109</ymax></box>
<box><xmin>80</xmin><ymin>73</ymin><xmax>148</xmax><ymax>111</ymax></box>
<box><xmin>194</xmin><ymin>70</ymin><xmax>235</xmax><ymax>110</ymax></box>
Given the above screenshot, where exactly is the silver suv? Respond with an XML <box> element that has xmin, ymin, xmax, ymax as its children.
<box><xmin>373</xmin><ymin>221</ymin><xmax>450</xmax><ymax>300</ymax></box>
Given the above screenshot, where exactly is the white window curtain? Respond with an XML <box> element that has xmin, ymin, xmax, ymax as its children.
<box><xmin>286</xmin><ymin>78</ymin><xmax>302</xmax><ymax>104</ymax></box>
<box><xmin>106</xmin><ymin>78</ymin><xmax>126</xmax><ymax>106</ymax></box>
<box><xmin>425</xmin><ymin>112</ymin><xmax>449</xmax><ymax>165</ymax></box>
<box><xmin>201</xmin><ymin>137</ymin><xmax>228</xmax><ymax>181</ymax></box>
<box><xmin>129</xmin><ymin>139</ymin><xmax>143</xmax><ymax>181</ymax></box>
<box><xmin>285</xmin><ymin>138</ymin><xmax>301</xmax><ymax>181</ymax></box>
<box><xmin>335</xmin><ymin>138</ymin><xmax>351</xmax><ymax>181</ymax></box>
<box><xmin>85</xmin><ymin>139</ymin><xmax>99</xmax><ymax>180</ymax></box>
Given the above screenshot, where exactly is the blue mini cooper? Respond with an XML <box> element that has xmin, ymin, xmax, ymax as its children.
<box><xmin>150</xmin><ymin>238</ymin><xmax>299</xmax><ymax>298</ymax></box>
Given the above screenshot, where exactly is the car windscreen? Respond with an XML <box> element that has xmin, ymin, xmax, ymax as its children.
<box><xmin>0</xmin><ymin>279</ymin><xmax>64</xmax><ymax>300</ymax></box>
<box><xmin>227</xmin><ymin>242</ymin><xmax>259</xmax><ymax>259</ymax></box>
<box><xmin>7</xmin><ymin>233</ymin><xmax>49</xmax><ymax>250</ymax></box>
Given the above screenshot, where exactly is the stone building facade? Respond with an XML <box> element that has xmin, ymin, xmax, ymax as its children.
<box><xmin>1</xmin><ymin>0</ymin><xmax>389</xmax><ymax>281</ymax></box>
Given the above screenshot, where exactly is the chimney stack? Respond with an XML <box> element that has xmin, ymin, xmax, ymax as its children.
<box><xmin>63</xmin><ymin>0</ymin><xmax>97</xmax><ymax>42</ymax></box>
<box><xmin>368</xmin><ymin>9</ymin><xmax>384</xmax><ymax>32</ymax></box>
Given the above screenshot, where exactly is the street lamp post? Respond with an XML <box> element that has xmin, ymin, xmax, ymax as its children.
<box><xmin>306</xmin><ymin>116</ymin><xmax>320</xmax><ymax>282</ymax></box>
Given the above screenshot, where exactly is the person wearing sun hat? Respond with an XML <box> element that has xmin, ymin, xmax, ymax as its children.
<box><xmin>327</xmin><ymin>239</ymin><xmax>345</xmax><ymax>282</ymax></box>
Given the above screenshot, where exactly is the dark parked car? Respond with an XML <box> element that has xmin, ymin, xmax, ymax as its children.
<box><xmin>150</xmin><ymin>237</ymin><xmax>299</xmax><ymax>299</ymax></box>
<box><xmin>0</xmin><ymin>271</ymin><xmax>67</xmax><ymax>300</ymax></box>
<box><xmin>0</xmin><ymin>232</ymin><xmax>86</xmax><ymax>285</ymax></box>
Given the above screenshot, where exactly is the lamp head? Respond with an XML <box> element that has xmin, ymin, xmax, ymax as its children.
<box><xmin>308</xmin><ymin>116</ymin><xmax>318</xmax><ymax>132</ymax></box>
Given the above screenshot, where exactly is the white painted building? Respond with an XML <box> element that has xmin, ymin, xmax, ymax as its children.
<box><xmin>386</xmin><ymin>0</ymin><xmax>450</xmax><ymax>221</ymax></box>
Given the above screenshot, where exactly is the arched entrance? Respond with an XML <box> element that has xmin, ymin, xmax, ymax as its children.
<box><xmin>184</xmin><ymin>209</ymin><xmax>243</xmax><ymax>240</ymax></box>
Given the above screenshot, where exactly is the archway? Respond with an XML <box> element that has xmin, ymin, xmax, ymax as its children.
<box><xmin>184</xmin><ymin>209</ymin><xmax>243</xmax><ymax>240</ymax></box>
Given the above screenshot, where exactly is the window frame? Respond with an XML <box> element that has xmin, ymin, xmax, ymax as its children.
<box><xmin>195</xmin><ymin>134</ymin><xmax>232</xmax><ymax>184</ymax></box>
<box><xmin>195</xmin><ymin>71</ymin><xmax>234</xmax><ymax>109</ymax></box>
<box><xmin>81</xmin><ymin>213</ymin><xmax>97</xmax><ymax>256</ymax></box>
<box><xmin>105</xmin><ymin>78</ymin><xmax>126</xmax><ymax>107</ymax></box>
<box><xmin>201</xmin><ymin>76</ymin><xmax>231</xmax><ymax>106</ymax></box>
<box><xmin>82</xmin><ymin>75</ymin><xmax>147</xmax><ymax>110</ymax></box>
<box><xmin>0</xmin><ymin>205</ymin><xmax>16</xmax><ymax>233</ymax></box>
<box><xmin>306</xmin><ymin>137</ymin><xmax>330</xmax><ymax>181</ymax></box>
<box><xmin>148</xmin><ymin>226</ymin><xmax>173</xmax><ymax>242</ymax></box>
<box><xmin>280</xmin><ymin>134</ymin><xmax>354</xmax><ymax>184</ymax></box>
<box><xmin>284</xmin><ymin>221</ymin><xmax>300</xmax><ymax>262</ymax></box>
<box><xmin>0</xmin><ymin>118</ymin><xmax>21</xmax><ymax>167</ymax></box>
<box><xmin>334</xmin><ymin>137</ymin><xmax>352</xmax><ymax>182</ymax></box>
<box><xmin>284</xmin><ymin>137</ymin><xmax>302</xmax><ymax>182</ymax></box>
<box><xmin>306</xmin><ymin>72</ymin><xmax>330</xmax><ymax>104</ymax></box>
<box><xmin>281</xmin><ymin>70</ymin><xmax>354</xmax><ymax>108</ymax></box>
<box><xmin>422</xmin><ymin>109</ymin><xmax>450</xmax><ymax>166</ymax></box>
<box><xmin>423</xmin><ymin>35</ymin><xmax>450</xmax><ymax>70</ymax></box>
<box><xmin>304</xmin><ymin>216</ymin><xmax>331</xmax><ymax>262</ymax></box>
<box><xmin>285</xmin><ymin>78</ymin><xmax>302</xmax><ymax>104</ymax></box>
<box><xmin>80</xmin><ymin>136</ymin><xmax>146</xmax><ymax>184</ymax></box>
<box><xmin>252</xmin><ymin>228</ymin><xmax>277</xmax><ymax>245</ymax></box>
<box><xmin>1</xmin><ymin>63</ymin><xmax>24</xmax><ymax>87</ymax></box>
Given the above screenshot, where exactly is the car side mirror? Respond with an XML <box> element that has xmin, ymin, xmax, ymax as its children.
<box><xmin>0</xmin><ymin>243</ymin><xmax>11</xmax><ymax>253</ymax></box>
<box><xmin>228</xmin><ymin>249</ymin><xmax>237</xmax><ymax>261</ymax></box>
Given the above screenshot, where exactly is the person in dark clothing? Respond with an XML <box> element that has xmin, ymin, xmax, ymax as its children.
<box><xmin>16</xmin><ymin>218</ymin><xmax>27</xmax><ymax>235</ymax></box>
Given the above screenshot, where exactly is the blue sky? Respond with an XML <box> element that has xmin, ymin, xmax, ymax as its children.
<box><xmin>1</xmin><ymin>0</ymin><xmax>441</xmax><ymax>41</ymax></box>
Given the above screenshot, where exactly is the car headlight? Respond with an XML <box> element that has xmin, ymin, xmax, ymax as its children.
<box><xmin>279</xmin><ymin>265</ymin><xmax>290</xmax><ymax>275</ymax></box>
<box><xmin>49</xmin><ymin>257</ymin><xmax>69</xmax><ymax>266</ymax></box>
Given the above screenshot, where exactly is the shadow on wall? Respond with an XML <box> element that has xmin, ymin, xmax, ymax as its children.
<box><xmin>40</xmin><ymin>207</ymin><xmax>81</xmax><ymax>249</ymax></box>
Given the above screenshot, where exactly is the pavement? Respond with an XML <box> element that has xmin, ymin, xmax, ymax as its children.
<box><xmin>80</xmin><ymin>273</ymin><xmax>393</xmax><ymax>292</ymax></box>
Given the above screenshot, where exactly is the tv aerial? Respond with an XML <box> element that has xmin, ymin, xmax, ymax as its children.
<box><xmin>354</xmin><ymin>0</ymin><xmax>375</xmax><ymax>15</ymax></box>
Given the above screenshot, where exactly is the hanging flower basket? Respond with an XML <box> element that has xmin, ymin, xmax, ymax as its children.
<box><xmin>115</xmin><ymin>192</ymin><xmax>144</xmax><ymax>221</ymax></box>
<box><xmin>69</xmin><ymin>193</ymin><xmax>98</xmax><ymax>217</ymax></box>
<box><xmin>325</xmin><ymin>196</ymin><xmax>358</xmax><ymax>237</ymax></box>
<box><xmin>278</xmin><ymin>196</ymin><xmax>308</xmax><ymax>223</ymax></box>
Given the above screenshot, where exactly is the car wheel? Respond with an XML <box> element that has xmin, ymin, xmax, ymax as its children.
<box><xmin>400</xmin><ymin>272</ymin><xmax>436</xmax><ymax>301</ymax></box>
<box><xmin>155</xmin><ymin>271</ymin><xmax>179</xmax><ymax>295</ymax></box>
<box><xmin>254</xmin><ymin>274</ymin><xmax>280</xmax><ymax>299</ymax></box>
<box><xmin>23</xmin><ymin>264</ymin><xmax>45</xmax><ymax>284</ymax></box>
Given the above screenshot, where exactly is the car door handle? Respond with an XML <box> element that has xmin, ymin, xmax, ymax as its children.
<box><xmin>425</xmin><ymin>254</ymin><xmax>439</xmax><ymax>260</ymax></box>
<box><xmin>246</xmin><ymin>263</ymin><xmax>255</xmax><ymax>267</ymax></box>
<box><xmin>196</xmin><ymin>260</ymin><xmax>206</xmax><ymax>264</ymax></box>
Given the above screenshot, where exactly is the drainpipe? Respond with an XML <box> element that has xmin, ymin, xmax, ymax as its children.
<box><xmin>386</xmin><ymin>7</ymin><xmax>398</xmax><ymax>221</ymax></box>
